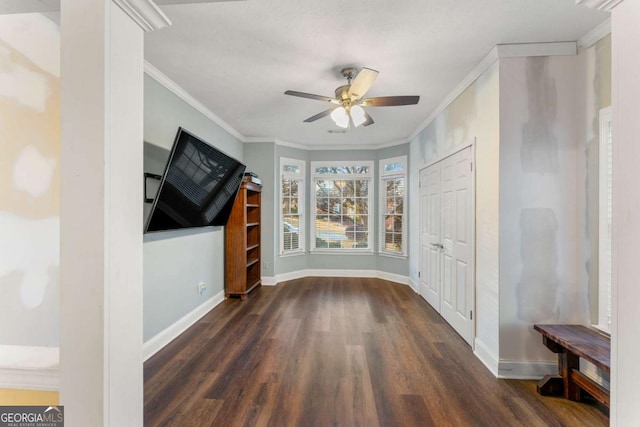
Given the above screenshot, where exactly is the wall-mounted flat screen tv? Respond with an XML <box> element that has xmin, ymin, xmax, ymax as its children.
<box><xmin>145</xmin><ymin>127</ymin><xmax>246</xmax><ymax>233</ymax></box>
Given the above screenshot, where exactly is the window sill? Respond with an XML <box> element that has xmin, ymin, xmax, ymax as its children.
<box><xmin>280</xmin><ymin>250</ymin><xmax>306</xmax><ymax>258</ymax></box>
<box><xmin>310</xmin><ymin>249</ymin><xmax>374</xmax><ymax>256</ymax></box>
<box><xmin>377</xmin><ymin>252</ymin><xmax>408</xmax><ymax>260</ymax></box>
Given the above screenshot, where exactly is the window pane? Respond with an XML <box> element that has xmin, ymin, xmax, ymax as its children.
<box><xmin>355</xmin><ymin>180</ymin><xmax>368</xmax><ymax>197</ymax></box>
<box><xmin>281</xmin><ymin>168</ymin><xmax>303</xmax><ymax>253</ymax></box>
<box><xmin>282</xmin><ymin>198</ymin><xmax>290</xmax><ymax>214</ymax></box>
<box><xmin>316</xmin><ymin>199</ymin><xmax>329</xmax><ymax>215</ymax></box>
<box><xmin>313</xmin><ymin>171</ymin><xmax>370</xmax><ymax>250</ymax></box>
<box><xmin>283</xmin><ymin>164</ymin><xmax>301</xmax><ymax>174</ymax></box>
<box><xmin>283</xmin><ymin>213</ymin><xmax>300</xmax><ymax>251</ymax></box>
<box><xmin>315</xmin><ymin>165</ymin><xmax>370</xmax><ymax>175</ymax></box>
<box><xmin>342</xmin><ymin>181</ymin><xmax>354</xmax><ymax>197</ymax></box>
<box><xmin>355</xmin><ymin>199</ymin><xmax>368</xmax><ymax>215</ymax></box>
<box><xmin>384</xmin><ymin>162</ymin><xmax>403</xmax><ymax>173</ymax></box>
<box><xmin>282</xmin><ymin>179</ymin><xmax>291</xmax><ymax>196</ymax></box>
<box><xmin>316</xmin><ymin>180</ymin><xmax>328</xmax><ymax>197</ymax></box>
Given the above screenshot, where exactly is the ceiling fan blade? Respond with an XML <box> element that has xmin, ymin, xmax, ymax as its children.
<box><xmin>303</xmin><ymin>108</ymin><xmax>337</xmax><ymax>123</ymax></box>
<box><xmin>361</xmin><ymin>96</ymin><xmax>420</xmax><ymax>107</ymax></box>
<box><xmin>285</xmin><ymin>90</ymin><xmax>337</xmax><ymax>103</ymax></box>
<box><xmin>347</xmin><ymin>68</ymin><xmax>379</xmax><ymax>100</ymax></box>
<box><xmin>363</xmin><ymin>110</ymin><xmax>374</xmax><ymax>127</ymax></box>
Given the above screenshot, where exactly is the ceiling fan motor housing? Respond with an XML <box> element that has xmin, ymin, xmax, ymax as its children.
<box><xmin>335</xmin><ymin>85</ymin><xmax>352</xmax><ymax>104</ymax></box>
<box><xmin>341</xmin><ymin>67</ymin><xmax>358</xmax><ymax>81</ymax></box>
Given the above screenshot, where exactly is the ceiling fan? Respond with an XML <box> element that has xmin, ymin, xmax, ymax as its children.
<box><xmin>284</xmin><ymin>67</ymin><xmax>420</xmax><ymax>129</ymax></box>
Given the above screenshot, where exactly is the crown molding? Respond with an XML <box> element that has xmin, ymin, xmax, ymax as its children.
<box><xmin>575</xmin><ymin>0</ymin><xmax>623</xmax><ymax>12</ymax></box>
<box><xmin>242</xmin><ymin>137</ymin><xmax>276</xmax><ymax>143</ymax></box>
<box><xmin>496</xmin><ymin>42</ymin><xmax>577</xmax><ymax>58</ymax></box>
<box><xmin>375</xmin><ymin>138</ymin><xmax>411</xmax><ymax>150</ymax></box>
<box><xmin>113</xmin><ymin>0</ymin><xmax>171</xmax><ymax>31</ymax></box>
<box><xmin>408</xmin><ymin>41</ymin><xmax>578</xmax><ymax>142</ymax></box>
<box><xmin>144</xmin><ymin>61</ymin><xmax>245</xmax><ymax>141</ymax></box>
<box><xmin>242</xmin><ymin>137</ymin><xmax>409</xmax><ymax>151</ymax></box>
<box><xmin>578</xmin><ymin>19</ymin><xmax>611</xmax><ymax>52</ymax></box>
<box><xmin>274</xmin><ymin>139</ymin><xmax>310</xmax><ymax>150</ymax></box>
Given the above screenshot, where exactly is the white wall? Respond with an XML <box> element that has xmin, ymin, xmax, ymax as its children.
<box><xmin>577</xmin><ymin>35</ymin><xmax>611</xmax><ymax>325</ymax></box>
<box><xmin>0</xmin><ymin>13</ymin><xmax>61</xmax><ymax>376</ymax></box>
<box><xmin>611</xmin><ymin>1</ymin><xmax>640</xmax><ymax>424</ymax></box>
<box><xmin>59</xmin><ymin>2</ymin><xmax>146</xmax><ymax>423</ymax></box>
<box><xmin>409</xmin><ymin>62</ymin><xmax>501</xmax><ymax>363</ymax></box>
<box><xmin>499</xmin><ymin>56</ymin><xmax>587</xmax><ymax>367</ymax></box>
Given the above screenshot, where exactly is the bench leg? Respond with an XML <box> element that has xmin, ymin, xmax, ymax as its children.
<box><xmin>560</xmin><ymin>351</ymin><xmax>581</xmax><ymax>401</ymax></box>
<box><xmin>537</xmin><ymin>375</ymin><xmax>563</xmax><ymax>396</ymax></box>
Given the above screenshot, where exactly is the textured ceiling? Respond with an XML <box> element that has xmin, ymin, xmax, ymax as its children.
<box><xmin>144</xmin><ymin>0</ymin><xmax>607</xmax><ymax>147</ymax></box>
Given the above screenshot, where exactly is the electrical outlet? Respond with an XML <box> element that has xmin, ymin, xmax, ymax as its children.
<box><xmin>198</xmin><ymin>282</ymin><xmax>207</xmax><ymax>295</ymax></box>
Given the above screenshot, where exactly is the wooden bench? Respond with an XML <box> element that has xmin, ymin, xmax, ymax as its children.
<box><xmin>533</xmin><ymin>324</ymin><xmax>610</xmax><ymax>407</ymax></box>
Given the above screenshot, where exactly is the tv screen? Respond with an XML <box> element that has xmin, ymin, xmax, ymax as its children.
<box><xmin>145</xmin><ymin>127</ymin><xmax>246</xmax><ymax>233</ymax></box>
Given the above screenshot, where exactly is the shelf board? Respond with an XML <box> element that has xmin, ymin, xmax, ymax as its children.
<box><xmin>246</xmin><ymin>279</ymin><xmax>261</xmax><ymax>292</ymax></box>
<box><xmin>246</xmin><ymin>258</ymin><xmax>259</xmax><ymax>268</ymax></box>
<box><xmin>246</xmin><ymin>204</ymin><xmax>259</xmax><ymax>208</ymax></box>
<box><xmin>246</xmin><ymin>222</ymin><xmax>260</xmax><ymax>227</ymax></box>
<box><xmin>246</xmin><ymin>243</ymin><xmax>260</xmax><ymax>251</ymax></box>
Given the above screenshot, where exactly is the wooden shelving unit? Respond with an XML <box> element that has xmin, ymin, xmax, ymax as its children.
<box><xmin>225</xmin><ymin>181</ymin><xmax>262</xmax><ymax>299</ymax></box>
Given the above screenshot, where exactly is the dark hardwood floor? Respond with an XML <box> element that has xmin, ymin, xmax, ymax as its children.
<box><xmin>144</xmin><ymin>277</ymin><xmax>608</xmax><ymax>426</ymax></box>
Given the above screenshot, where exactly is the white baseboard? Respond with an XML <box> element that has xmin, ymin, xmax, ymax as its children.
<box><xmin>274</xmin><ymin>269</ymin><xmax>309</xmax><ymax>283</ymax></box>
<box><xmin>473</xmin><ymin>338</ymin><xmax>499</xmax><ymax>377</ymax></box>
<box><xmin>304</xmin><ymin>269</ymin><xmax>378</xmax><ymax>278</ymax></box>
<box><xmin>473</xmin><ymin>338</ymin><xmax>557</xmax><ymax>380</ymax></box>
<box><xmin>408</xmin><ymin>278</ymin><xmax>419</xmax><ymax>293</ymax></box>
<box><xmin>0</xmin><ymin>345</ymin><xmax>59</xmax><ymax>391</ymax></box>
<box><xmin>498</xmin><ymin>360</ymin><xmax>557</xmax><ymax>380</ymax></box>
<box><xmin>377</xmin><ymin>270</ymin><xmax>411</xmax><ymax>285</ymax></box>
<box><xmin>143</xmin><ymin>290</ymin><xmax>225</xmax><ymax>361</ymax></box>
<box><xmin>0</xmin><ymin>367</ymin><xmax>59</xmax><ymax>391</ymax></box>
<box><xmin>267</xmin><ymin>269</ymin><xmax>411</xmax><ymax>286</ymax></box>
<box><xmin>261</xmin><ymin>276</ymin><xmax>277</xmax><ymax>286</ymax></box>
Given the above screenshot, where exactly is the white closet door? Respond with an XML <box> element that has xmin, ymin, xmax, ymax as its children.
<box><xmin>439</xmin><ymin>147</ymin><xmax>474</xmax><ymax>345</ymax></box>
<box><xmin>419</xmin><ymin>146</ymin><xmax>475</xmax><ymax>346</ymax></box>
<box><xmin>420</xmin><ymin>163</ymin><xmax>441</xmax><ymax>311</ymax></box>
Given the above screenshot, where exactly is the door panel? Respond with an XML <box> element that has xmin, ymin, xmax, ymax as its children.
<box><xmin>419</xmin><ymin>146</ymin><xmax>475</xmax><ymax>346</ymax></box>
<box><xmin>439</xmin><ymin>147</ymin><xmax>474</xmax><ymax>345</ymax></box>
<box><xmin>420</xmin><ymin>164</ymin><xmax>441</xmax><ymax>311</ymax></box>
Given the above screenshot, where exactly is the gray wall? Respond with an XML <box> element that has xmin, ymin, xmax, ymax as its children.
<box><xmin>242</xmin><ymin>142</ymin><xmax>411</xmax><ymax>278</ymax></box>
<box><xmin>274</xmin><ymin>145</ymin><xmax>309</xmax><ymax>275</ymax></box>
<box><xmin>143</xmin><ymin>75</ymin><xmax>243</xmax><ymax>341</ymax></box>
<box><xmin>243</xmin><ymin>142</ymin><xmax>278</xmax><ymax>277</ymax></box>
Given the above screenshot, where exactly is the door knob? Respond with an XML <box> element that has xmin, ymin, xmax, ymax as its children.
<box><xmin>431</xmin><ymin>243</ymin><xmax>444</xmax><ymax>249</ymax></box>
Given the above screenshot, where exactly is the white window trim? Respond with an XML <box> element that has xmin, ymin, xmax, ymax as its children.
<box><xmin>379</xmin><ymin>156</ymin><xmax>407</xmax><ymax>257</ymax></box>
<box><xmin>280</xmin><ymin>157</ymin><xmax>305</xmax><ymax>255</ymax></box>
<box><xmin>310</xmin><ymin>160</ymin><xmax>375</xmax><ymax>253</ymax></box>
<box><xmin>596</xmin><ymin>106</ymin><xmax>612</xmax><ymax>334</ymax></box>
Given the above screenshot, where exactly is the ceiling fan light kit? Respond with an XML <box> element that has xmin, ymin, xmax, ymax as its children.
<box><xmin>330</xmin><ymin>107</ymin><xmax>350</xmax><ymax>129</ymax></box>
<box><xmin>284</xmin><ymin>66</ymin><xmax>420</xmax><ymax>130</ymax></box>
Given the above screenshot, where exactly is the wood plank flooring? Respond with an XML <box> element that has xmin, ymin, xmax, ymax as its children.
<box><xmin>144</xmin><ymin>277</ymin><xmax>608</xmax><ymax>426</ymax></box>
